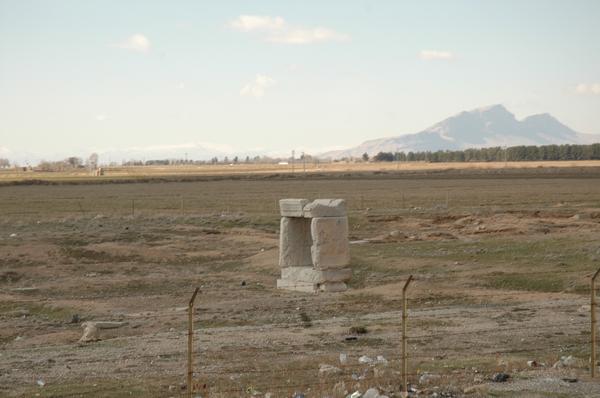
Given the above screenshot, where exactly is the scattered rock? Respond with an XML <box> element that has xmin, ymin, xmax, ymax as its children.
<box><xmin>70</xmin><ymin>314</ymin><xmax>80</xmax><ymax>324</ymax></box>
<box><xmin>527</xmin><ymin>360</ymin><xmax>538</xmax><ymax>367</ymax></box>
<box><xmin>79</xmin><ymin>321</ymin><xmax>128</xmax><ymax>343</ymax></box>
<box><xmin>358</xmin><ymin>355</ymin><xmax>373</xmax><ymax>364</ymax></box>
<box><xmin>348</xmin><ymin>391</ymin><xmax>362</xmax><ymax>398</ymax></box>
<box><xmin>9</xmin><ymin>233</ymin><xmax>17</xmax><ymax>238</ymax></box>
<box><xmin>318</xmin><ymin>364</ymin><xmax>342</xmax><ymax>376</ymax></box>
<box><xmin>292</xmin><ymin>393</ymin><xmax>305</xmax><ymax>398</ymax></box>
<box><xmin>419</xmin><ymin>373</ymin><xmax>441</xmax><ymax>385</ymax></box>
<box><xmin>375</xmin><ymin>355</ymin><xmax>388</xmax><ymax>364</ymax></box>
<box><xmin>553</xmin><ymin>355</ymin><xmax>576</xmax><ymax>369</ymax></box>
<box><xmin>363</xmin><ymin>388</ymin><xmax>380</xmax><ymax>398</ymax></box>
<box><xmin>492</xmin><ymin>373</ymin><xmax>510</xmax><ymax>383</ymax></box>
<box><xmin>241</xmin><ymin>280</ymin><xmax>246</xmax><ymax>286</ymax></box>
<box><xmin>36</xmin><ymin>379</ymin><xmax>45</xmax><ymax>387</ymax></box>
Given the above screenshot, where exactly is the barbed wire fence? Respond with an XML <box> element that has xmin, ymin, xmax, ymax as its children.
<box><xmin>173</xmin><ymin>269</ymin><xmax>600</xmax><ymax>398</ymax></box>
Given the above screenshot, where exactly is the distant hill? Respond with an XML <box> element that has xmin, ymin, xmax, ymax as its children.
<box><xmin>321</xmin><ymin>104</ymin><xmax>600</xmax><ymax>159</ymax></box>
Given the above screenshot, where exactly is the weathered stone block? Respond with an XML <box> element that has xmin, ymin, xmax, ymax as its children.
<box><xmin>279</xmin><ymin>217</ymin><xmax>312</xmax><ymax>267</ymax></box>
<box><xmin>281</xmin><ymin>267</ymin><xmax>351</xmax><ymax>283</ymax></box>
<box><xmin>276</xmin><ymin>279</ymin><xmax>348</xmax><ymax>293</ymax></box>
<box><xmin>279</xmin><ymin>198</ymin><xmax>309</xmax><ymax>217</ymax></box>
<box><xmin>276</xmin><ymin>279</ymin><xmax>318</xmax><ymax>293</ymax></box>
<box><xmin>303</xmin><ymin>199</ymin><xmax>346</xmax><ymax>218</ymax></box>
<box><xmin>310</xmin><ymin>217</ymin><xmax>350</xmax><ymax>269</ymax></box>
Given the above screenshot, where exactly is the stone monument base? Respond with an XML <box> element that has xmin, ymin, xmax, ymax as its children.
<box><xmin>277</xmin><ymin>266</ymin><xmax>351</xmax><ymax>292</ymax></box>
<box><xmin>276</xmin><ymin>279</ymin><xmax>348</xmax><ymax>293</ymax></box>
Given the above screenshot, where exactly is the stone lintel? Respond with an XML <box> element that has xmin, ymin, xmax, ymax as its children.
<box><xmin>302</xmin><ymin>199</ymin><xmax>347</xmax><ymax>218</ymax></box>
<box><xmin>279</xmin><ymin>199</ymin><xmax>309</xmax><ymax>217</ymax></box>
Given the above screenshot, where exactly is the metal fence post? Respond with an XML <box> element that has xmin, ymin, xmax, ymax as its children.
<box><xmin>592</xmin><ymin>269</ymin><xmax>600</xmax><ymax>378</ymax></box>
<box><xmin>402</xmin><ymin>275</ymin><xmax>413</xmax><ymax>397</ymax></box>
<box><xmin>188</xmin><ymin>287</ymin><xmax>200</xmax><ymax>398</ymax></box>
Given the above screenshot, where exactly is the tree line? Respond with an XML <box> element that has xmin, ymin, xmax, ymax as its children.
<box><xmin>367</xmin><ymin>143</ymin><xmax>600</xmax><ymax>163</ymax></box>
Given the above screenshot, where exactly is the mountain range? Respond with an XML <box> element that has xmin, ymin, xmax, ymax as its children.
<box><xmin>321</xmin><ymin>104</ymin><xmax>600</xmax><ymax>159</ymax></box>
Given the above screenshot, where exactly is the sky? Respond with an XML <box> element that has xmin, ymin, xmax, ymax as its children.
<box><xmin>1</xmin><ymin>0</ymin><xmax>599</xmax><ymax>163</ymax></box>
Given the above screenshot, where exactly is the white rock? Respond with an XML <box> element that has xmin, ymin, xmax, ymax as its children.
<box><xmin>348</xmin><ymin>392</ymin><xmax>362</xmax><ymax>398</ymax></box>
<box><xmin>363</xmin><ymin>388</ymin><xmax>380</xmax><ymax>398</ymax></box>
<box><xmin>376</xmin><ymin>355</ymin><xmax>388</xmax><ymax>364</ymax></box>
<box><xmin>339</xmin><ymin>353</ymin><xmax>348</xmax><ymax>364</ymax></box>
<box><xmin>553</xmin><ymin>355</ymin><xmax>576</xmax><ymax>368</ymax></box>
<box><xmin>358</xmin><ymin>355</ymin><xmax>373</xmax><ymax>364</ymax></box>
<box><xmin>79</xmin><ymin>321</ymin><xmax>128</xmax><ymax>343</ymax></box>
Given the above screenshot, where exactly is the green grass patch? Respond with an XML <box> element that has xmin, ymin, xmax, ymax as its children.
<box><xmin>0</xmin><ymin>301</ymin><xmax>74</xmax><ymax>322</ymax></box>
<box><xmin>484</xmin><ymin>272</ymin><xmax>566</xmax><ymax>292</ymax></box>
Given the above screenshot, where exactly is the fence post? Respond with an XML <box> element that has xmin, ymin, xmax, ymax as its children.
<box><xmin>402</xmin><ymin>275</ymin><xmax>413</xmax><ymax>397</ymax></box>
<box><xmin>592</xmin><ymin>269</ymin><xmax>600</xmax><ymax>378</ymax></box>
<box><xmin>188</xmin><ymin>287</ymin><xmax>200</xmax><ymax>398</ymax></box>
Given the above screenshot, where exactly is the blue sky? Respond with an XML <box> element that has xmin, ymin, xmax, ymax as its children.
<box><xmin>1</xmin><ymin>0</ymin><xmax>599</xmax><ymax>162</ymax></box>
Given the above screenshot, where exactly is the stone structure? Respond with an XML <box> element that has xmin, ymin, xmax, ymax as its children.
<box><xmin>277</xmin><ymin>199</ymin><xmax>352</xmax><ymax>292</ymax></box>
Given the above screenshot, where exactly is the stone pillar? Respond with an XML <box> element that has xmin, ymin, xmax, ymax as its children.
<box><xmin>276</xmin><ymin>198</ymin><xmax>352</xmax><ymax>293</ymax></box>
<box><xmin>279</xmin><ymin>217</ymin><xmax>312</xmax><ymax>268</ymax></box>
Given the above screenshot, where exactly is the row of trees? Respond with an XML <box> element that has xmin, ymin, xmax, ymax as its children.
<box><xmin>368</xmin><ymin>143</ymin><xmax>600</xmax><ymax>163</ymax></box>
<box><xmin>37</xmin><ymin>154</ymin><xmax>99</xmax><ymax>172</ymax></box>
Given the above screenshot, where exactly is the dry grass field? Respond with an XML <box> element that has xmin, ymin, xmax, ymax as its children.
<box><xmin>2</xmin><ymin>167</ymin><xmax>600</xmax><ymax>397</ymax></box>
<box><xmin>3</xmin><ymin>160</ymin><xmax>600</xmax><ymax>183</ymax></box>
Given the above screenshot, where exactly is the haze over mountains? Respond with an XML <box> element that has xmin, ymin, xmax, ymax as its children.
<box><xmin>322</xmin><ymin>105</ymin><xmax>600</xmax><ymax>159</ymax></box>
<box><xmin>4</xmin><ymin>104</ymin><xmax>599</xmax><ymax>166</ymax></box>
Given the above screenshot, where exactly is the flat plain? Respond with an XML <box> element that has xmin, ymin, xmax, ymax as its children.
<box><xmin>2</xmin><ymin>166</ymin><xmax>600</xmax><ymax>397</ymax></box>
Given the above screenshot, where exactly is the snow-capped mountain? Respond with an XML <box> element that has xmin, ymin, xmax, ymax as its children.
<box><xmin>321</xmin><ymin>104</ymin><xmax>599</xmax><ymax>159</ymax></box>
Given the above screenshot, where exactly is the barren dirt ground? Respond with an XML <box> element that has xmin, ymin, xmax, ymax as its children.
<box><xmin>2</xmin><ymin>171</ymin><xmax>600</xmax><ymax>397</ymax></box>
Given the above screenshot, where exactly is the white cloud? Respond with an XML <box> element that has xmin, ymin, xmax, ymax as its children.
<box><xmin>268</xmin><ymin>27</ymin><xmax>348</xmax><ymax>44</ymax></box>
<box><xmin>115</xmin><ymin>34</ymin><xmax>151</xmax><ymax>53</ymax></box>
<box><xmin>95</xmin><ymin>114</ymin><xmax>107</xmax><ymax>122</ymax></box>
<box><xmin>229</xmin><ymin>15</ymin><xmax>348</xmax><ymax>44</ymax></box>
<box><xmin>240</xmin><ymin>74</ymin><xmax>276</xmax><ymax>98</ymax></box>
<box><xmin>0</xmin><ymin>146</ymin><xmax>10</xmax><ymax>155</ymax></box>
<box><xmin>419</xmin><ymin>50</ymin><xmax>454</xmax><ymax>60</ymax></box>
<box><xmin>230</xmin><ymin>15</ymin><xmax>285</xmax><ymax>32</ymax></box>
<box><xmin>575</xmin><ymin>83</ymin><xmax>600</xmax><ymax>95</ymax></box>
